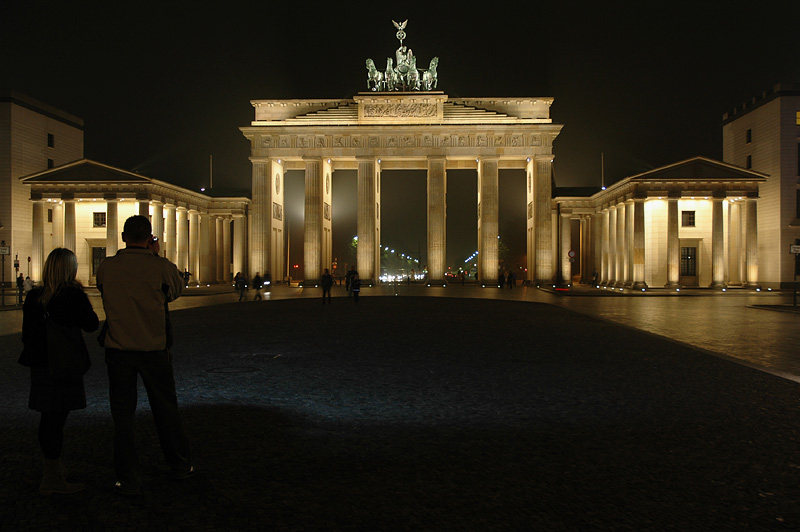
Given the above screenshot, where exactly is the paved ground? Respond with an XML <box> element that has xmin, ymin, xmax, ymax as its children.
<box><xmin>2</xmin><ymin>286</ymin><xmax>800</xmax><ymax>531</ymax></box>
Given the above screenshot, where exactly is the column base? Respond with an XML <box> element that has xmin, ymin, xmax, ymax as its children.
<box><xmin>631</xmin><ymin>281</ymin><xmax>648</xmax><ymax>290</ymax></box>
<box><xmin>300</xmin><ymin>279</ymin><xmax>321</xmax><ymax>288</ymax></box>
<box><xmin>744</xmin><ymin>282</ymin><xmax>761</xmax><ymax>290</ymax></box>
<box><xmin>664</xmin><ymin>281</ymin><xmax>681</xmax><ymax>289</ymax></box>
<box><xmin>709</xmin><ymin>281</ymin><xmax>728</xmax><ymax>290</ymax></box>
<box><xmin>425</xmin><ymin>280</ymin><xmax>447</xmax><ymax>287</ymax></box>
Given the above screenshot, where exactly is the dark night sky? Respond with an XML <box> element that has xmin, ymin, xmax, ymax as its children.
<box><xmin>3</xmin><ymin>2</ymin><xmax>800</xmax><ymax>273</ymax></box>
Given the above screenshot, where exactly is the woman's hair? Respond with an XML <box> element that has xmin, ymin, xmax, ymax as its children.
<box><xmin>39</xmin><ymin>248</ymin><xmax>80</xmax><ymax>308</ymax></box>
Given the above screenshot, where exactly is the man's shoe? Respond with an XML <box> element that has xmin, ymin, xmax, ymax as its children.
<box><xmin>171</xmin><ymin>465</ymin><xmax>196</xmax><ymax>481</ymax></box>
<box><xmin>114</xmin><ymin>481</ymin><xmax>141</xmax><ymax>496</ymax></box>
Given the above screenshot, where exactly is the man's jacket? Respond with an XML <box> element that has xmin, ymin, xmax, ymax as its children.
<box><xmin>96</xmin><ymin>248</ymin><xmax>183</xmax><ymax>352</ymax></box>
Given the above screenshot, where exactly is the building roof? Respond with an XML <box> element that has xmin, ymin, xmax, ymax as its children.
<box><xmin>0</xmin><ymin>90</ymin><xmax>84</xmax><ymax>129</ymax></box>
<box><xmin>627</xmin><ymin>156</ymin><xmax>768</xmax><ymax>182</ymax></box>
<box><xmin>21</xmin><ymin>159</ymin><xmax>149</xmax><ymax>184</ymax></box>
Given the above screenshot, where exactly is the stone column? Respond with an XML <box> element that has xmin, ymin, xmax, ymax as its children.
<box><xmin>31</xmin><ymin>199</ymin><xmax>44</xmax><ymax>282</ymax></box>
<box><xmin>744</xmin><ymin>196</ymin><xmax>759</xmax><ymax>289</ymax></box>
<box><xmin>478</xmin><ymin>158</ymin><xmax>499</xmax><ymax>285</ymax></box>
<box><xmin>728</xmin><ymin>200</ymin><xmax>742</xmax><ymax>286</ymax></box>
<box><xmin>357</xmin><ymin>157</ymin><xmax>380</xmax><ymax>285</ymax></box>
<box><xmin>592</xmin><ymin>211</ymin><xmax>602</xmax><ymax>285</ymax></box>
<box><xmin>138</xmin><ymin>199</ymin><xmax>149</xmax><ymax>217</ymax></box>
<box><xmin>303</xmin><ymin>158</ymin><xmax>323</xmax><ymax>286</ymax></box>
<box><xmin>250</xmin><ymin>161</ymin><xmax>268</xmax><ymax>277</ymax></box>
<box><xmin>580</xmin><ymin>216</ymin><xmax>592</xmax><ymax>284</ymax></box>
<box><xmin>560</xmin><ymin>213</ymin><xmax>572</xmax><ymax>285</ymax></box>
<box><xmin>631</xmin><ymin>194</ymin><xmax>647</xmax><ymax>290</ymax></box>
<box><xmin>534</xmin><ymin>155</ymin><xmax>554</xmax><ymax>284</ymax></box>
<box><xmin>106</xmin><ymin>197</ymin><xmax>119</xmax><ymax>256</ymax></box>
<box><xmin>165</xmin><ymin>204</ymin><xmax>177</xmax><ymax>263</ymax></box>
<box><xmin>607</xmin><ymin>205</ymin><xmax>617</xmax><ymax>285</ymax></box>
<box><xmin>52</xmin><ymin>201</ymin><xmax>64</xmax><ymax>248</ymax></box>
<box><xmin>625</xmin><ymin>201</ymin><xmax>634</xmax><ymax>286</ymax></box>
<box><xmin>427</xmin><ymin>156</ymin><xmax>447</xmax><ymax>285</ymax></box>
<box><xmin>600</xmin><ymin>208</ymin><xmax>609</xmax><ymax>285</ymax></box>
<box><xmin>189</xmin><ymin>210</ymin><xmax>199</xmax><ymax>282</ymax></box>
<box><xmin>268</xmin><ymin>160</ymin><xmax>286</xmax><ymax>283</ymax></box>
<box><xmin>208</xmin><ymin>215</ymin><xmax>217</xmax><ymax>282</ymax></box>
<box><xmin>152</xmin><ymin>202</ymin><xmax>164</xmax><ymax>250</ymax></box>
<box><xmin>198</xmin><ymin>213</ymin><xmax>212</xmax><ymax>283</ymax></box>
<box><xmin>222</xmin><ymin>217</ymin><xmax>232</xmax><ymax>283</ymax></box>
<box><xmin>216</xmin><ymin>217</ymin><xmax>224</xmax><ymax>282</ymax></box>
<box><xmin>615</xmin><ymin>203</ymin><xmax>626</xmax><ymax>287</ymax></box>
<box><xmin>322</xmin><ymin>158</ymin><xmax>333</xmax><ymax>275</ymax></box>
<box><xmin>233</xmin><ymin>215</ymin><xmax>246</xmax><ymax>280</ymax></box>
<box><xmin>177</xmin><ymin>207</ymin><xmax>189</xmax><ymax>273</ymax></box>
<box><xmin>710</xmin><ymin>192</ymin><xmax>727</xmax><ymax>289</ymax></box>
<box><xmin>665</xmin><ymin>192</ymin><xmax>680</xmax><ymax>288</ymax></box>
<box><xmin>63</xmin><ymin>198</ymin><xmax>76</xmax><ymax>252</ymax></box>
<box><xmin>525</xmin><ymin>158</ymin><xmax>535</xmax><ymax>283</ymax></box>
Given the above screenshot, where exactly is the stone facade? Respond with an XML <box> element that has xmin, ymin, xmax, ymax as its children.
<box><xmin>555</xmin><ymin>157</ymin><xmax>766</xmax><ymax>289</ymax></box>
<box><xmin>21</xmin><ymin>160</ymin><xmax>249</xmax><ymax>286</ymax></box>
<box><xmin>722</xmin><ymin>83</ymin><xmax>800</xmax><ymax>289</ymax></box>
<box><xmin>0</xmin><ymin>91</ymin><xmax>83</xmax><ymax>287</ymax></box>
<box><xmin>241</xmin><ymin>92</ymin><xmax>562</xmax><ymax>285</ymax></box>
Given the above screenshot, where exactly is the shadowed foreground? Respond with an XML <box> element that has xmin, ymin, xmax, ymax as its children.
<box><xmin>2</xmin><ymin>296</ymin><xmax>799</xmax><ymax>531</ymax></box>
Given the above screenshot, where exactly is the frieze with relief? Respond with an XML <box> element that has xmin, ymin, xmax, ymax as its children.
<box><xmin>257</xmin><ymin>132</ymin><xmax>552</xmax><ymax>152</ymax></box>
<box><xmin>362</xmin><ymin>103</ymin><xmax>437</xmax><ymax>117</ymax></box>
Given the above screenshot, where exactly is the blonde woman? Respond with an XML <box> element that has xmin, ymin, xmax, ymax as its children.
<box><xmin>19</xmin><ymin>248</ymin><xmax>99</xmax><ymax>495</ymax></box>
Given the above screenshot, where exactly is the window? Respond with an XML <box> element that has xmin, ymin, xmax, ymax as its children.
<box><xmin>796</xmin><ymin>111</ymin><xmax>800</xmax><ymax>126</ymax></box>
<box><xmin>746</xmin><ymin>129</ymin><xmax>752</xmax><ymax>143</ymax></box>
<box><xmin>47</xmin><ymin>133</ymin><xmax>54</xmax><ymax>148</ymax></box>
<box><xmin>47</xmin><ymin>208</ymin><xmax>53</xmax><ymax>223</ymax></box>
<box><xmin>93</xmin><ymin>212</ymin><xmax>107</xmax><ymax>227</ymax></box>
<box><xmin>47</xmin><ymin>158</ymin><xmax>54</xmax><ymax>168</ymax></box>
<box><xmin>681</xmin><ymin>211</ymin><xmax>695</xmax><ymax>227</ymax></box>
<box><xmin>746</xmin><ymin>155</ymin><xmax>752</xmax><ymax>169</ymax></box>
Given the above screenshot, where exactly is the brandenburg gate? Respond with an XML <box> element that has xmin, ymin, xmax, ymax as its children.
<box><xmin>240</xmin><ymin>21</ymin><xmax>562</xmax><ymax>286</ymax></box>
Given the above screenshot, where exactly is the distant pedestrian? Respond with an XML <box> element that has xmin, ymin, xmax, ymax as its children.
<box><xmin>321</xmin><ymin>268</ymin><xmax>333</xmax><ymax>304</ymax></box>
<box><xmin>183</xmin><ymin>269</ymin><xmax>191</xmax><ymax>288</ymax></box>
<box><xmin>345</xmin><ymin>267</ymin><xmax>355</xmax><ymax>293</ymax></box>
<box><xmin>351</xmin><ymin>272</ymin><xmax>361</xmax><ymax>303</ymax></box>
<box><xmin>17</xmin><ymin>273</ymin><xmax>24</xmax><ymax>304</ymax></box>
<box><xmin>19</xmin><ymin>248</ymin><xmax>99</xmax><ymax>495</ymax></box>
<box><xmin>252</xmin><ymin>273</ymin><xmax>263</xmax><ymax>301</ymax></box>
<box><xmin>234</xmin><ymin>272</ymin><xmax>248</xmax><ymax>301</ymax></box>
<box><xmin>508</xmin><ymin>270</ymin><xmax>516</xmax><ymax>288</ymax></box>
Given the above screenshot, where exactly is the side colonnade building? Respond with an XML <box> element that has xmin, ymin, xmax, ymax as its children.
<box><xmin>556</xmin><ymin>157</ymin><xmax>766</xmax><ymax>290</ymax></box>
<box><xmin>21</xmin><ymin>160</ymin><xmax>249</xmax><ymax>286</ymax></box>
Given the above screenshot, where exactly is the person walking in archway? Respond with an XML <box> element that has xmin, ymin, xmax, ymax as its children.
<box><xmin>350</xmin><ymin>272</ymin><xmax>361</xmax><ymax>303</ymax></box>
<box><xmin>321</xmin><ymin>268</ymin><xmax>333</xmax><ymax>304</ymax></box>
<box><xmin>252</xmin><ymin>273</ymin><xmax>263</xmax><ymax>301</ymax></box>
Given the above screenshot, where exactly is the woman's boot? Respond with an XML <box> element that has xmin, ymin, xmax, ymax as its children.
<box><xmin>39</xmin><ymin>458</ymin><xmax>85</xmax><ymax>495</ymax></box>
